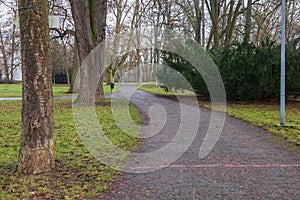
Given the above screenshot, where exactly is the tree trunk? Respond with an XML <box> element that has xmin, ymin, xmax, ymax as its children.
<box><xmin>205</xmin><ymin>0</ymin><xmax>220</xmax><ymax>49</ymax></box>
<box><xmin>211</xmin><ymin>0</ymin><xmax>220</xmax><ymax>48</ymax></box>
<box><xmin>10</xmin><ymin>11</ymin><xmax>17</xmax><ymax>82</ymax></box>
<box><xmin>245</xmin><ymin>0</ymin><xmax>252</xmax><ymax>42</ymax></box>
<box><xmin>106</xmin><ymin>69</ymin><xmax>114</xmax><ymax>85</ymax></box>
<box><xmin>201</xmin><ymin>0</ymin><xmax>205</xmax><ymax>47</ymax></box>
<box><xmin>106</xmin><ymin>0</ymin><xmax>123</xmax><ymax>85</ymax></box>
<box><xmin>66</xmin><ymin>68</ymin><xmax>70</xmax><ymax>85</ymax></box>
<box><xmin>224</xmin><ymin>0</ymin><xmax>242</xmax><ymax>46</ymax></box>
<box><xmin>18</xmin><ymin>0</ymin><xmax>54</xmax><ymax>174</ymax></box>
<box><xmin>68</xmin><ymin>40</ymin><xmax>79</xmax><ymax>93</ymax></box>
<box><xmin>0</xmin><ymin>29</ymin><xmax>10</xmax><ymax>81</ymax></box>
<box><xmin>69</xmin><ymin>0</ymin><xmax>107</xmax><ymax>105</ymax></box>
<box><xmin>194</xmin><ymin>0</ymin><xmax>202</xmax><ymax>44</ymax></box>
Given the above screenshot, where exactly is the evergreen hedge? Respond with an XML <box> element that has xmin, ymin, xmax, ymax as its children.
<box><xmin>159</xmin><ymin>38</ymin><xmax>300</xmax><ymax>100</ymax></box>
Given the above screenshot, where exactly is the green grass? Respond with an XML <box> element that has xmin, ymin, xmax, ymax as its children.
<box><xmin>0</xmin><ymin>84</ymin><xmax>118</xmax><ymax>98</ymax></box>
<box><xmin>139</xmin><ymin>84</ymin><xmax>195</xmax><ymax>96</ymax></box>
<box><xmin>0</xmin><ymin>99</ymin><xmax>140</xmax><ymax>199</ymax></box>
<box><xmin>140</xmin><ymin>85</ymin><xmax>300</xmax><ymax>145</ymax></box>
<box><xmin>226</xmin><ymin>102</ymin><xmax>300</xmax><ymax>145</ymax></box>
<box><xmin>139</xmin><ymin>85</ymin><xmax>173</xmax><ymax>96</ymax></box>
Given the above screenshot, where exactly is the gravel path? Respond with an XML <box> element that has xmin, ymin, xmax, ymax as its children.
<box><xmin>102</xmin><ymin>85</ymin><xmax>300</xmax><ymax>200</ymax></box>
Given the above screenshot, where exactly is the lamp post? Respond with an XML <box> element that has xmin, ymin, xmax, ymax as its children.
<box><xmin>280</xmin><ymin>0</ymin><xmax>286</xmax><ymax>126</ymax></box>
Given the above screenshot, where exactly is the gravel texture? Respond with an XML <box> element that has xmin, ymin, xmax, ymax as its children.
<box><xmin>101</xmin><ymin>85</ymin><xmax>300</xmax><ymax>200</ymax></box>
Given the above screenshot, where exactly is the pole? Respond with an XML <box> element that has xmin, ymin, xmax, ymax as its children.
<box><xmin>280</xmin><ymin>0</ymin><xmax>286</xmax><ymax>126</ymax></box>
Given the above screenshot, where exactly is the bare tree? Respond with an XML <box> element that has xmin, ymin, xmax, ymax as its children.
<box><xmin>252</xmin><ymin>1</ymin><xmax>281</xmax><ymax>44</ymax></box>
<box><xmin>106</xmin><ymin>0</ymin><xmax>132</xmax><ymax>84</ymax></box>
<box><xmin>0</xmin><ymin>0</ymin><xmax>21</xmax><ymax>82</ymax></box>
<box><xmin>175</xmin><ymin>0</ymin><xmax>204</xmax><ymax>45</ymax></box>
<box><xmin>0</xmin><ymin>29</ymin><xmax>9</xmax><ymax>81</ymax></box>
<box><xmin>48</xmin><ymin>0</ymin><xmax>78</xmax><ymax>91</ymax></box>
<box><xmin>51</xmin><ymin>39</ymin><xmax>73</xmax><ymax>84</ymax></box>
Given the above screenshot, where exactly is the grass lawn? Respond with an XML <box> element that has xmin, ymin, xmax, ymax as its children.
<box><xmin>0</xmin><ymin>84</ymin><xmax>118</xmax><ymax>98</ymax></box>
<box><xmin>0</xmin><ymin>99</ymin><xmax>140</xmax><ymax>199</ymax></box>
<box><xmin>225</xmin><ymin>102</ymin><xmax>300</xmax><ymax>145</ymax></box>
<box><xmin>139</xmin><ymin>85</ymin><xmax>300</xmax><ymax>145</ymax></box>
<box><xmin>140</xmin><ymin>83</ymin><xmax>195</xmax><ymax>96</ymax></box>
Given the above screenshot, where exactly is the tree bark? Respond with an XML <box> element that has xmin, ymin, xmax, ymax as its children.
<box><xmin>18</xmin><ymin>0</ymin><xmax>54</xmax><ymax>174</ymax></box>
<box><xmin>194</xmin><ymin>0</ymin><xmax>202</xmax><ymax>44</ymax></box>
<box><xmin>69</xmin><ymin>0</ymin><xmax>107</xmax><ymax>105</ymax></box>
<box><xmin>0</xmin><ymin>29</ymin><xmax>10</xmax><ymax>81</ymax></box>
<box><xmin>205</xmin><ymin>0</ymin><xmax>220</xmax><ymax>49</ymax></box>
<box><xmin>245</xmin><ymin>0</ymin><xmax>252</xmax><ymax>42</ymax></box>
<box><xmin>224</xmin><ymin>0</ymin><xmax>242</xmax><ymax>46</ymax></box>
<box><xmin>68</xmin><ymin>39</ymin><xmax>79</xmax><ymax>93</ymax></box>
<box><xmin>201</xmin><ymin>0</ymin><xmax>205</xmax><ymax>47</ymax></box>
<box><xmin>10</xmin><ymin>10</ymin><xmax>18</xmax><ymax>81</ymax></box>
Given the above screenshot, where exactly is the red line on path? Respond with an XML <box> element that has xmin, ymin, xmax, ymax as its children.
<box><xmin>130</xmin><ymin>164</ymin><xmax>300</xmax><ymax>170</ymax></box>
<box><xmin>171</xmin><ymin>164</ymin><xmax>300</xmax><ymax>168</ymax></box>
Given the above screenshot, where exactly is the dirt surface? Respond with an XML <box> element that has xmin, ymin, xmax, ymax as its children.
<box><xmin>101</xmin><ymin>85</ymin><xmax>300</xmax><ymax>200</ymax></box>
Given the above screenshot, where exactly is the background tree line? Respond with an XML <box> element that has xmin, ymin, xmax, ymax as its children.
<box><xmin>1</xmin><ymin>0</ymin><xmax>299</xmax><ymax>99</ymax></box>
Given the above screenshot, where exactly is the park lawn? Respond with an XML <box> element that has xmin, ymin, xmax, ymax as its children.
<box><xmin>140</xmin><ymin>83</ymin><xmax>195</xmax><ymax>96</ymax></box>
<box><xmin>139</xmin><ymin>85</ymin><xmax>300</xmax><ymax>145</ymax></box>
<box><xmin>0</xmin><ymin>99</ymin><xmax>140</xmax><ymax>199</ymax></box>
<box><xmin>0</xmin><ymin>84</ymin><xmax>118</xmax><ymax>98</ymax></box>
<box><xmin>225</xmin><ymin>102</ymin><xmax>300</xmax><ymax>145</ymax></box>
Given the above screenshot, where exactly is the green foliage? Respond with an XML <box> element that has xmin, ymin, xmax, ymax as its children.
<box><xmin>158</xmin><ymin>50</ymin><xmax>209</xmax><ymax>97</ymax></box>
<box><xmin>159</xmin><ymin>38</ymin><xmax>300</xmax><ymax>100</ymax></box>
<box><xmin>212</xmin><ymin>38</ymin><xmax>300</xmax><ymax>100</ymax></box>
<box><xmin>0</xmin><ymin>99</ymin><xmax>140</xmax><ymax>199</ymax></box>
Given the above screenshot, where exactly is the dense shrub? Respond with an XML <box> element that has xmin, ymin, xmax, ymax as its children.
<box><xmin>158</xmin><ymin>50</ymin><xmax>209</xmax><ymax>96</ymax></box>
<box><xmin>159</xmin><ymin>38</ymin><xmax>300</xmax><ymax>100</ymax></box>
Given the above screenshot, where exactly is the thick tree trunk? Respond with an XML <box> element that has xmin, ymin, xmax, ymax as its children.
<box><xmin>90</xmin><ymin>0</ymin><xmax>107</xmax><ymax>104</ymax></box>
<box><xmin>69</xmin><ymin>0</ymin><xmax>93</xmax><ymax>104</ymax></box>
<box><xmin>69</xmin><ymin>0</ymin><xmax>107</xmax><ymax>105</ymax></box>
<box><xmin>18</xmin><ymin>0</ymin><xmax>54</xmax><ymax>174</ymax></box>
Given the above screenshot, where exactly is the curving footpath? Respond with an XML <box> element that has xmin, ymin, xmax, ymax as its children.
<box><xmin>102</xmin><ymin>85</ymin><xmax>300</xmax><ymax>200</ymax></box>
